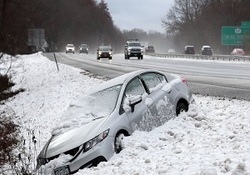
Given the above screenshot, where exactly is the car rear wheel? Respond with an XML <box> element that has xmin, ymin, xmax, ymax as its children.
<box><xmin>176</xmin><ymin>102</ymin><xmax>188</xmax><ymax>116</ymax></box>
<box><xmin>114</xmin><ymin>133</ymin><xmax>125</xmax><ymax>153</ymax></box>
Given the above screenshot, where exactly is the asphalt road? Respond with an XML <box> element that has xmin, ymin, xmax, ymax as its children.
<box><xmin>43</xmin><ymin>52</ymin><xmax>250</xmax><ymax>101</ymax></box>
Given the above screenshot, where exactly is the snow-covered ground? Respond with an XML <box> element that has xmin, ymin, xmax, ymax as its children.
<box><xmin>0</xmin><ymin>53</ymin><xmax>250</xmax><ymax>175</ymax></box>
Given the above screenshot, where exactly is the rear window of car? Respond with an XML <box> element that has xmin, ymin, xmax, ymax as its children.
<box><xmin>141</xmin><ymin>73</ymin><xmax>166</xmax><ymax>93</ymax></box>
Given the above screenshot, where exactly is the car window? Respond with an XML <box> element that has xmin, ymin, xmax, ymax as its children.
<box><xmin>128</xmin><ymin>42</ymin><xmax>141</xmax><ymax>47</ymax></box>
<box><xmin>141</xmin><ymin>73</ymin><xmax>166</xmax><ymax>92</ymax></box>
<box><xmin>99</xmin><ymin>46</ymin><xmax>111</xmax><ymax>51</ymax></box>
<box><xmin>125</xmin><ymin>77</ymin><xmax>145</xmax><ymax>97</ymax></box>
<box><xmin>121</xmin><ymin>77</ymin><xmax>145</xmax><ymax>113</ymax></box>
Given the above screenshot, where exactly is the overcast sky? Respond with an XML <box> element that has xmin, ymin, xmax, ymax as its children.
<box><xmin>99</xmin><ymin>0</ymin><xmax>174</xmax><ymax>33</ymax></box>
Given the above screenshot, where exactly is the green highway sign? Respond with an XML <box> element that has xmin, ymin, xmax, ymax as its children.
<box><xmin>221</xmin><ymin>26</ymin><xmax>250</xmax><ymax>45</ymax></box>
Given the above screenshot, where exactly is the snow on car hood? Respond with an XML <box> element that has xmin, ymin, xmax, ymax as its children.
<box><xmin>46</xmin><ymin>117</ymin><xmax>107</xmax><ymax>157</ymax></box>
<box><xmin>51</xmin><ymin>93</ymin><xmax>116</xmax><ymax>136</ymax></box>
<box><xmin>45</xmin><ymin>86</ymin><xmax>120</xmax><ymax>157</ymax></box>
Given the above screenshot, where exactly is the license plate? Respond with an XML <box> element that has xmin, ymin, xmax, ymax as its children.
<box><xmin>54</xmin><ymin>166</ymin><xmax>70</xmax><ymax>175</ymax></box>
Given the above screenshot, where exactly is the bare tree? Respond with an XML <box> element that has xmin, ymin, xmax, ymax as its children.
<box><xmin>162</xmin><ymin>0</ymin><xmax>250</xmax><ymax>53</ymax></box>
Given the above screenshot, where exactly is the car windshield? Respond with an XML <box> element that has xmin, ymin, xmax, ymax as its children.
<box><xmin>128</xmin><ymin>42</ymin><xmax>141</xmax><ymax>47</ymax></box>
<box><xmin>80</xmin><ymin>44</ymin><xmax>87</xmax><ymax>47</ymax></box>
<box><xmin>67</xmin><ymin>44</ymin><xmax>74</xmax><ymax>47</ymax></box>
<box><xmin>53</xmin><ymin>85</ymin><xmax>122</xmax><ymax>134</ymax></box>
<box><xmin>62</xmin><ymin>85</ymin><xmax>121</xmax><ymax>119</ymax></box>
<box><xmin>99</xmin><ymin>46</ymin><xmax>111</xmax><ymax>51</ymax></box>
<box><xmin>204</xmin><ymin>48</ymin><xmax>211</xmax><ymax>50</ymax></box>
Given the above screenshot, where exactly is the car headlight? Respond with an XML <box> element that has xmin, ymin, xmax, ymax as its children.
<box><xmin>83</xmin><ymin>129</ymin><xmax>109</xmax><ymax>152</ymax></box>
<box><xmin>98</xmin><ymin>51</ymin><xmax>102</xmax><ymax>55</ymax></box>
<box><xmin>109</xmin><ymin>52</ymin><xmax>112</xmax><ymax>55</ymax></box>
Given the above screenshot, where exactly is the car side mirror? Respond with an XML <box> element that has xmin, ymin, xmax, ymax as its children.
<box><xmin>129</xmin><ymin>96</ymin><xmax>142</xmax><ymax>113</ymax></box>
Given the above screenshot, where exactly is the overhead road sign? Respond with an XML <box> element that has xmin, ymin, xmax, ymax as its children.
<box><xmin>221</xmin><ymin>26</ymin><xmax>250</xmax><ymax>45</ymax></box>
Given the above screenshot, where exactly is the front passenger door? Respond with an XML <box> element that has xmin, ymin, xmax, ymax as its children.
<box><xmin>122</xmin><ymin>77</ymin><xmax>148</xmax><ymax>131</ymax></box>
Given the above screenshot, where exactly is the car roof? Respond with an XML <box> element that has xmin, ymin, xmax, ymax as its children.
<box><xmin>86</xmin><ymin>69</ymin><xmax>162</xmax><ymax>95</ymax></box>
<box><xmin>202</xmin><ymin>45</ymin><xmax>211</xmax><ymax>48</ymax></box>
<box><xmin>234</xmin><ymin>48</ymin><xmax>243</xmax><ymax>50</ymax></box>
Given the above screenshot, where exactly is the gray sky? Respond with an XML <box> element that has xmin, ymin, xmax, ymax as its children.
<box><xmin>101</xmin><ymin>0</ymin><xmax>174</xmax><ymax>33</ymax></box>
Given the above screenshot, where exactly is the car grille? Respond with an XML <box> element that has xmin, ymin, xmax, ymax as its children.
<box><xmin>47</xmin><ymin>146</ymin><xmax>81</xmax><ymax>162</ymax></box>
<box><xmin>131</xmin><ymin>48</ymin><xmax>141</xmax><ymax>52</ymax></box>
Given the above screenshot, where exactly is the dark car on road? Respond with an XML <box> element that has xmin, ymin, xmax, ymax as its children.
<box><xmin>200</xmin><ymin>45</ymin><xmax>213</xmax><ymax>56</ymax></box>
<box><xmin>79</xmin><ymin>44</ymin><xmax>89</xmax><ymax>54</ymax></box>
<box><xmin>145</xmin><ymin>46</ymin><xmax>155</xmax><ymax>53</ymax></box>
<box><xmin>183</xmin><ymin>45</ymin><xmax>195</xmax><ymax>54</ymax></box>
<box><xmin>97</xmin><ymin>46</ymin><xmax>112</xmax><ymax>60</ymax></box>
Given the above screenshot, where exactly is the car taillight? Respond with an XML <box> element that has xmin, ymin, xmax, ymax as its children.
<box><xmin>182</xmin><ymin>78</ymin><xmax>188</xmax><ymax>86</ymax></box>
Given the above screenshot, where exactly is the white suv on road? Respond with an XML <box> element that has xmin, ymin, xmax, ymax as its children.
<box><xmin>124</xmin><ymin>39</ymin><xmax>144</xmax><ymax>59</ymax></box>
<box><xmin>66</xmin><ymin>44</ymin><xmax>75</xmax><ymax>54</ymax></box>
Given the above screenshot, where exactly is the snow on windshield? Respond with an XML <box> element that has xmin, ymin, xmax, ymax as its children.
<box><xmin>52</xmin><ymin>85</ymin><xmax>121</xmax><ymax>135</ymax></box>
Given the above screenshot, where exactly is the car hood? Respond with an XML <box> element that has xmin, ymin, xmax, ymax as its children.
<box><xmin>45</xmin><ymin>117</ymin><xmax>107</xmax><ymax>158</ymax></box>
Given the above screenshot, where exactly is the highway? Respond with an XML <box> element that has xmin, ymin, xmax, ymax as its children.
<box><xmin>43</xmin><ymin>52</ymin><xmax>250</xmax><ymax>101</ymax></box>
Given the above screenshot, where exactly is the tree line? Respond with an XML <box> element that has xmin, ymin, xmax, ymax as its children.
<box><xmin>0</xmin><ymin>0</ymin><xmax>126</xmax><ymax>54</ymax></box>
<box><xmin>162</xmin><ymin>0</ymin><xmax>250</xmax><ymax>54</ymax></box>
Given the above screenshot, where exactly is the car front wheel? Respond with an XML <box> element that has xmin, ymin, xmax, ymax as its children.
<box><xmin>114</xmin><ymin>133</ymin><xmax>125</xmax><ymax>153</ymax></box>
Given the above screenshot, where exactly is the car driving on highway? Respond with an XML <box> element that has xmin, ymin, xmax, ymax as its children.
<box><xmin>183</xmin><ymin>45</ymin><xmax>195</xmax><ymax>54</ymax></box>
<box><xmin>36</xmin><ymin>69</ymin><xmax>194</xmax><ymax>174</ymax></box>
<box><xmin>145</xmin><ymin>46</ymin><xmax>155</xmax><ymax>53</ymax></box>
<box><xmin>65</xmin><ymin>44</ymin><xmax>75</xmax><ymax>54</ymax></box>
<box><xmin>231</xmin><ymin>48</ymin><xmax>245</xmax><ymax>56</ymax></box>
<box><xmin>79</xmin><ymin>44</ymin><xmax>89</xmax><ymax>54</ymax></box>
<box><xmin>124</xmin><ymin>39</ymin><xmax>144</xmax><ymax>59</ymax></box>
<box><xmin>97</xmin><ymin>46</ymin><xmax>112</xmax><ymax>60</ymax></box>
<box><xmin>200</xmin><ymin>45</ymin><xmax>213</xmax><ymax>56</ymax></box>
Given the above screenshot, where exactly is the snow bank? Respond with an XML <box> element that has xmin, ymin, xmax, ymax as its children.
<box><xmin>0</xmin><ymin>53</ymin><xmax>250</xmax><ymax>175</ymax></box>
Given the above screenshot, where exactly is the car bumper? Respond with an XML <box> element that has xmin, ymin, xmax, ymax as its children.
<box><xmin>46</xmin><ymin>136</ymin><xmax>115</xmax><ymax>174</ymax></box>
<box><xmin>66</xmin><ymin>50</ymin><xmax>74</xmax><ymax>53</ymax></box>
<box><xmin>128</xmin><ymin>52</ymin><xmax>143</xmax><ymax>56</ymax></box>
<box><xmin>98</xmin><ymin>53</ymin><xmax>112</xmax><ymax>58</ymax></box>
<box><xmin>80</xmin><ymin>50</ymin><xmax>88</xmax><ymax>53</ymax></box>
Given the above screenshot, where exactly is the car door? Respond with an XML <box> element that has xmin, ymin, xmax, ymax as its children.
<box><xmin>121</xmin><ymin>77</ymin><xmax>150</xmax><ymax>132</ymax></box>
<box><xmin>140</xmin><ymin>72</ymin><xmax>175</xmax><ymax>128</ymax></box>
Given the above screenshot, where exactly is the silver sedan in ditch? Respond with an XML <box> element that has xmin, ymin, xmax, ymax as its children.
<box><xmin>36</xmin><ymin>69</ymin><xmax>194</xmax><ymax>174</ymax></box>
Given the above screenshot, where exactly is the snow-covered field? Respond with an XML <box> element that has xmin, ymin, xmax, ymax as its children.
<box><xmin>0</xmin><ymin>53</ymin><xmax>250</xmax><ymax>175</ymax></box>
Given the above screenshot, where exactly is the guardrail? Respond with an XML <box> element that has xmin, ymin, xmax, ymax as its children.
<box><xmin>146</xmin><ymin>53</ymin><xmax>250</xmax><ymax>62</ymax></box>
